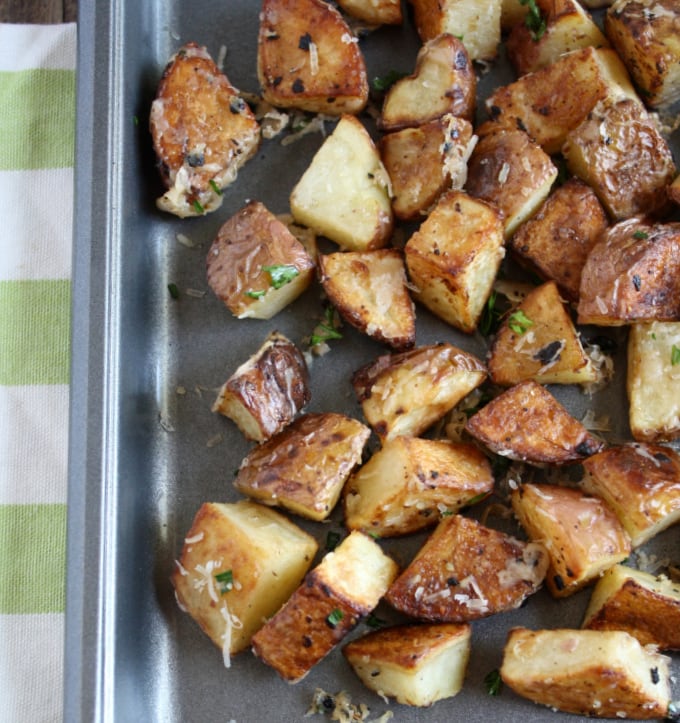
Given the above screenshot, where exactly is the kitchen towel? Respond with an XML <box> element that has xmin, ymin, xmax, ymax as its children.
<box><xmin>0</xmin><ymin>22</ymin><xmax>76</xmax><ymax>722</ymax></box>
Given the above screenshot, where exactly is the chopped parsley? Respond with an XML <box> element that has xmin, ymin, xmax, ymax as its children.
<box><xmin>245</xmin><ymin>289</ymin><xmax>267</xmax><ymax>299</ymax></box>
<box><xmin>508</xmin><ymin>309</ymin><xmax>533</xmax><ymax>335</ymax></box>
<box><xmin>167</xmin><ymin>283</ymin><xmax>180</xmax><ymax>299</ymax></box>
<box><xmin>479</xmin><ymin>291</ymin><xmax>503</xmax><ymax>336</ymax></box>
<box><xmin>365</xmin><ymin>612</ymin><xmax>386</xmax><ymax>629</ymax></box>
<box><xmin>310</xmin><ymin>306</ymin><xmax>343</xmax><ymax>347</ymax></box>
<box><xmin>215</xmin><ymin>569</ymin><xmax>234</xmax><ymax>594</ymax></box>
<box><xmin>520</xmin><ymin>0</ymin><xmax>547</xmax><ymax>41</ymax></box>
<box><xmin>192</xmin><ymin>198</ymin><xmax>205</xmax><ymax>214</ymax></box>
<box><xmin>484</xmin><ymin>668</ymin><xmax>503</xmax><ymax>696</ymax></box>
<box><xmin>464</xmin><ymin>492</ymin><xmax>489</xmax><ymax>507</ymax></box>
<box><xmin>263</xmin><ymin>264</ymin><xmax>300</xmax><ymax>289</ymax></box>
<box><xmin>326</xmin><ymin>608</ymin><xmax>344</xmax><ymax>628</ymax></box>
<box><xmin>672</xmin><ymin>344</ymin><xmax>680</xmax><ymax>366</ymax></box>
<box><xmin>633</xmin><ymin>230</ymin><xmax>649</xmax><ymax>240</ymax></box>
<box><xmin>371</xmin><ymin>69</ymin><xmax>407</xmax><ymax>93</ymax></box>
<box><xmin>325</xmin><ymin>530</ymin><xmax>342</xmax><ymax>551</ymax></box>
<box><xmin>209</xmin><ymin>179</ymin><xmax>222</xmax><ymax>195</ymax></box>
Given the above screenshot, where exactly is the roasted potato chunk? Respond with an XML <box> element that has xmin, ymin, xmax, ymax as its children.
<box><xmin>563</xmin><ymin>97</ymin><xmax>676</xmax><ymax>220</ymax></box>
<box><xmin>234</xmin><ymin>412</ymin><xmax>370</xmax><ymax>521</ymax></box>
<box><xmin>627</xmin><ymin>321</ymin><xmax>680</xmax><ymax>443</ymax></box>
<box><xmin>343</xmin><ymin>437</ymin><xmax>494</xmax><ymax>536</ymax></box>
<box><xmin>352</xmin><ymin>343</ymin><xmax>487</xmax><ymax>441</ymax></box>
<box><xmin>212</xmin><ymin>331</ymin><xmax>310</xmax><ymax>443</ymax></box>
<box><xmin>150</xmin><ymin>43</ymin><xmax>260</xmax><ymax>218</ymax></box>
<box><xmin>379</xmin><ymin>34</ymin><xmax>476</xmax><ymax>131</ymax></box>
<box><xmin>409</xmin><ymin>0</ymin><xmax>502</xmax><ymax>61</ymax></box>
<box><xmin>172</xmin><ymin>501</ymin><xmax>318</xmax><ymax>663</ymax></box>
<box><xmin>500</xmin><ymin>627</ymin><xmax>672</xmax><ymax>719</ymax></box>
<box><xmin>669</xmin><ymin>173</ymin><xmax>680</xmax><ymax>205</ymax></box>
<box><xmin>465</xmin><ymin>129</ymin><xmax>558</xmax><ymax>238</ymax></box>
<box><xmin>581</xmin><ymin>443</ymin><xmax>680</xmax><ymax>548</ymax></box>
<box><xmin>206</xmin><ymin>201</ymin><xmax>315</xmax><ymax>320</ymax></box>
<box><xmin>335</xmin><ymin>0</ymin><xmax>402</xmax><ymax>25</ymax></box>
<box><xmin>318</xmin><ymin>248</ymin><xmax>416</xmax><ymax>350</ymax></box>
<box><xmin>506</xmin><ymin>0</ymin><xmax>609</xmax><ymax>76</ymax></box>
<box><xmin>511</xmin><ymin>483</ymin><xmax>631</xmax><ymax>597</ymax></box>
<box><xmin>404</xmin><ymin>190</ymin><xmax>504</xmax><ymax>333</ymax></box>
<box><xmin>583</xmin><ymin>564</ymin><xmax>680</xmax><ymax>650</ymax></box>
<box><xmin>385</xmin><ymin>514</ymin><xmax>549</xmax><ymax>621</ymax></box>
<box><xmin>343</xmin><ymin>623</ymin><xmax>471</xmax><ymax>706</ymax></box>
<box><xmin>290</xmin><ymin>114</ymin><xmax>393</xmax><ymax>251</ymax></box>
<box><xmin>257</xmin><ymin>0</ymin><xmax>368</xmax><ymax>115</ymax></box>
<box><xmin>479</xmin><ymin>47</ymin><xmax>638</xmax><ymax>155</ymax></box>
<box><xmin>251</xmin><ymin>531</ymin><xmax>398</xmax><ymax>682</ymax></box>
<box><xmin>508</xmin><ymin>178</ymin><xmax>609</xmax><ymax>303</ymax></box>
<box><xmin>488</xmin><ymin>281</ymin><xmax>598</xmax><ymax>386</ymax></box>
<box><xmin>380</xmin><ymin>115</ymin><xmax>477</xmax><ymax>221</ymax></box>
<box><xmin>605</xmin><ymin>0</ymin><xmax>680</xmax><ymax>108</ymax></box>
<box><xmin>577</xmin><ymin>218</ymin><xmax>680</xmax><ymax>326</ymax></box>
<box><xmin>466</xmin><ymin>380</ymin><xmax>604</xmax><ymax>466</ymax></box>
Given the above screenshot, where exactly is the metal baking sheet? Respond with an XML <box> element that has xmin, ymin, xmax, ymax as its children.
<box><xmin>65</xmin><ymin>2</ymin><xmax>679</xmax><ymax>721</ymax></box>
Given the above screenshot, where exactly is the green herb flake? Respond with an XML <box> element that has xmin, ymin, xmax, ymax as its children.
<box><xmin>325</xmin><ymin>530</ymin><xmax>342</xmax><ymax>551</ymax></box>
<box><xmin>633</xmin><ymin>230</ymin><xmax>649</xmax><ymax>240</ymax></box>
<box><xmin>508</xmin><ymin>309</ymin><xmax>533</xmax><ymax>335</ymax></box>
<box><xmin>263</xmin><ymin>264</ymin><xmax>300</xmax><ymax>289</ymax></box>
<box><xmin>519</xmin><ymin>0</ymin><xmax>547</xmax><ymax>41</ymax></box>
<box><xmin>132</xmin><ymin>115</ymin><xmax>139</xmax><ymax>126</ymax></box>
<box><xmin>479</xmin><ymin>291</ymin><xmax>502</xmax><ymax>336</ymax></box>
<box><xmin>371</xmin><ymin>69</ymin><xmax>407</xmax><ymax>93</ymax></box>
<box><xmin>215</xmin><ymin>569</ymin><xmax>234</xmax><ymax>594</ymax></box>
<box><xmin>310</xmin><ymin>306</ymin><xmax>343</xmax><ymax>347</ymax></box>
<box><xmin>672</xmin><ymin>344</ymin><xmax>680</xmax><ymax>366</ymax></box>
<box><xmin>464</xmin><ymin>492</ymin><xmax>489</xmax><ymax>507</ymax></box>
<box><xmin>484</xmin><ymin>669</ymin><xmax>503</xmax><ymax>696</ymax></box>
<box><xmin>192</xmin><ymin>198</ymin><xmax>205</xmax><ymax>214</ymax></box>
<box><xmin>245</xmin><ymin>289</ymin><xmax>267</xmax><ymax>299</ymax></box>
<box><xmin>167</xmin><ymin>283</ymin><xmax>180</xmax><ymax>299</ymax></box>
<box><xmin>326</xmin><ymin>608</ymin><xmax>344</xmax><ymax>628</ymax></box>
<box><xmin>209</xmin><ymin>179</ymin><xmax>223</xmax><ymax>195</ymax></box>
<box><xmin>365</xmin><ymin>613</ymin><xmax>386</xmax><ymax>629</ymax></box>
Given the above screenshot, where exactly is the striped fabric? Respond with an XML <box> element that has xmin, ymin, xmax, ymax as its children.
<box><xmin>0</xmin><ymin>23</ymin><xmax>76</xmax><ymax>722</ymax></box>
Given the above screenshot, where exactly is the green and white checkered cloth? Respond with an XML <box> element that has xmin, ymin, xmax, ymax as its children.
<box><xmin>0</xmin><ymin>22</ymin><xmax>76</xmax><ymax>722</ymax></box>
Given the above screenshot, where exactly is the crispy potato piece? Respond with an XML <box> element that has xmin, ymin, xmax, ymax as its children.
<box><xmin>257</xmin><ymin>0</ymin><xmax>368</xmax><ymax>115</ymax></box>
<box><xmin>352</xmin><ymin>343</ymin><xmax>487</xmax><ymax>441</ymax></box>
<box><xmin>343</xmin><ymin>437</ymin><xmax>494</xmax><ymax>537</ymax></box>
<box><xmin>500</xmin><ymin>627</ymin><xmax>671</xmax><ymax>719</ymax></box>
<box><xmin>212</xmin><ymin>331</ymin><xmax>310</xmax><ymax>443</ymax></box>
<box><xmin>506</xmin><ymin>0</ymin><xmax>609</xmax><ymax>76</ymax></box>
<box><xmin>343</xmin><ymin>623</ymin><xmax>471</xmax><ymax>706</ymax></box>
<box><xmin>511</xmin><ymin>483</ymin><xmax>631</xmax><ymax>597</ymax></box>
<box><xmin>290</xmin><ymin>114</ymin><xmax>393</xmax><ymax>251</ymax></box>
<box><xmin>380</xmin><ymin>115</ymin><xmax>477</xmax><ymax>221</ymax></box>
<box><xmin>385</xmin><ymin>514</ymin><xmax>549</xmax><ymax>621</ymax></box>
<box><xmin>581</xmin><ymin>443</ymin><xmax>680</xmax><ymax>548</ymax></box>
<box><xmin>488</xmin><ymin>281</ymin><xmax>598</xmax><ymax>386</ymax></box>
<box><xmin>409</xmin><ymin>0</ymin><xmax>502</xmax><ymax>61</ymax></box>
<box><xmin>583</xmin><ymin>564</ymin><xmax>680</xmax><ymax>650</ymax></box>
<box><xmin>605</xmin><ymin>0</ymin><xmax>680</xmax><ymax>108</ymax></box>
<box><xmin>563</xmin><ymin>98</ymin><xmax>676</xmax><ymax>220</ymax></box>
<box><xmin>318</xmin><ymin>248</ymin><xmax>416</xmax><ymax>350</ymax></box>
<box><xmin>669</xmin><ymin>173</ymin><xmax>680</xmax><ymax>205</ymax></box>
<box><xmin>206</xmin><ymin>201</ymin><xmax>315</xmax><ymax>320</ymax></box>
<box><xmin>479</xmin><ymin>47</ymin><xmax>638</xmax><ymax>154</ymax></box>
<box><xmin>379</xmin><ymin>34</ymin><xmax>476</xmax><ymax>131</ymax></box>
<box><xmin>508</xmin><ymin>178</ymin><xmax>609</xmax><ymax>303</ymax></box>
<box><xmin>577</xmin><ymin>218</ymin><xmax>680</xmax><ymax>326</ymax></box>
<box><xmin>234</xmin><ymin>412</ymin><xmax>370</xmax><ymax>521</ymax></box>
<box><xmin>627</xmin><ymin>321</ymin><xmax>680</xmax><ymax>443</ymax></box>
<box><xmin>404</xmin><ymin>190</ymin><xmax>504</xmax><ymax>333</ymax></box>
<box><xmin>465</xmin><ymin>129</ymin><xmax>558</xmax><ymax>238</ymax></box>
<box><xmin>466</xmin><ymin>380</ymin><xmax>604</xmax><ymax>466</ymax></box>
<box><xmin>150</xmin><ymin>43</ymin><xmax>260</xmax><ymax>218</ymax></box>
<box><xmin>172</xmin><ymin>501</ymin><xmax>318</xmax><ymax>662</ymax></box>
<box><xmin>251</xmin><ymin>531</ymin><xmax>398</xmax><ymax>682</ymax></box>
<box><xmin>335</xmin><ymin>0</ymin><xmax>402</xmax><ymax>25</ymax></box>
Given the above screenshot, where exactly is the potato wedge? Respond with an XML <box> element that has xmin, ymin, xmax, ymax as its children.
<box><xmin>577</xmin><ymin>218</ymin><xmax>680</xmax><ymax>326</ymax></box>
<box><xmin>627</xmin><ymin>321</ymin><xmax>680</xmax><ymax>443</ymax></box>
<box><xmin>172</xmin><ymin>501</ymin><xmax>318</xmax><ymax>663</ymax></box>
<box><xmin>385</xmin><ymin>514</ymin><xmax>549</xmax><ymax>621</ymax></box>
<box><xmin>583</xmin><ymin>564</ymin><xmax>680</xmax><ymax>650</ymax></box>
<box><xmin>465</xmin><ymin>380</ymin><xmax>604</xmax><ymax>466</ymax></box>
<box><xmin>212</xmin><ymin>331</ymin><xmax>310</xmax><ymax>443</ymax></box>
<box><xmin>581</xmin><ymin>443</ymin><xmax>680</xmax><ymax>548</ymax></box>
<box><xmin>500</xmin><ymin>627</ymin><xmax>671</xmax><ymax>719</ymax></box>
<box><xmin>343</xmin><ymin>623</ymin><xmax>471</xmax><ymax>706</ymax></box>
<box><xmin>380</xmin><ymin>115</ymin><xmax>477</xmax><ymax>221</ymax></box>
<box><xmin>352</xmin><ymin>343</ymin><xmax>487</xmax><ymax>441</ymax></box>
<box><xmin>605</xmin><ymin>0</ymin><xmax>680</xmax><ymax>108</ymax></box>
<box><xmin>511</xmin><ymin>483</ymin><xmax>631</xmax><ymax>597</ymax></box>
<box><xmin>488</xmin><ymin>281</ymin><xmax>598</xmax><ymax>386</ymax></box>
<box><xmin>257</xmin><ymin>0</ymin><xmax>368</xmax><ymax>115</ymax></box>
<box><xmin>206</xmin><ymin>201</ymin><xmax>315</xmax><ymax>319</ymax></box>
<box><xmin>251</xmin><ymin>530</ymin><xmax>398</xmax><ymax>682</ymax></box>
<box><xmin>508</xmin><ymin>178</ymin><xmax>609</xmax><ymax>303</ymax></box>
<box><xmin>465</xmin><ymin>129</ymin><xmax>558</xmax><ymax>238</ymax></box>
<box><xmin>290</xmin><ymin>114</ymin><xmax>393</xmax><ymax>251</ymax></box>
<box><xmin>318</xmin><ymin>248</ymin><xmax>416</xmax><ymax>350</ymax></box>
<box><xmin>379</xmin><ymin>34</ymin><xmax>476</xmax><ymax>131</ymax></box>
<box><xmin>335</xmin><ymin>0</ymin><xmax>402</xmax><ymax>26</ymax></box>
<box><xmin>563</xmin><ymin>97</ymin><xmax>676</xmax><ymax>220</ymax></box>
<box><xmin>234</xmin><ymin>412</ymin><xmax>370</xmax><ymax>521</ymax></box>
<box><xmin>343</xmin><ymin>436</ymin><xmax>494</xmax><ymax>536</ymax></box>
<box><xmin>150</xmin><ymin>43</ymin><xmax>260</xmax><ymax>217</ymax></box>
